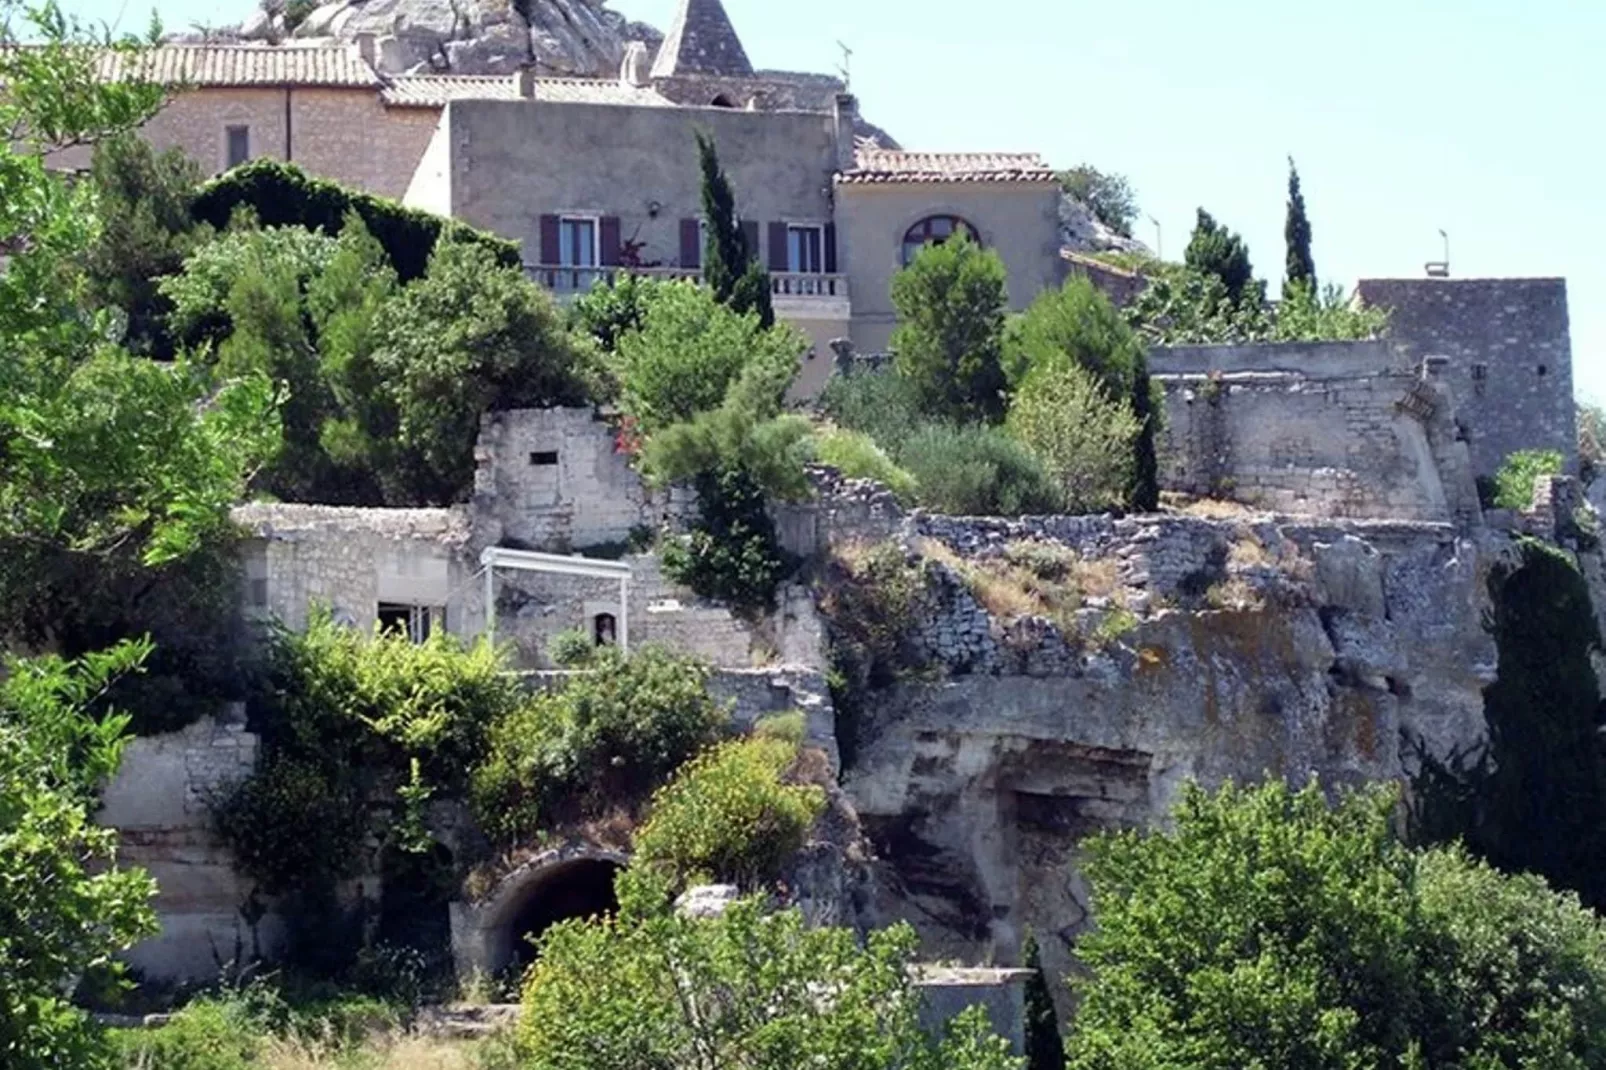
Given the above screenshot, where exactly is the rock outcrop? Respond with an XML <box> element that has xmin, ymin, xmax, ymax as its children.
<box><xmin>238</xmin><ymin>0</ymin><xmax>662</xmax><ymax>76</ymax></box>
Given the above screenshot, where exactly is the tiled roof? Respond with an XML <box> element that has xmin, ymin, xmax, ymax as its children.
<box><xmin>651</xmin><ymin>0</ymin><xmax>754</xmax><ymax>79</ymax></box>
<box><xmin>93</xmin><ymin>43</ymin><xmax>379</xmax><ymax>88</ymax></box>
<box><xmin>380</xmin><ymin>74</ymin><xmax>673</xmax><ymax>108</ymax></box>
<box><xmin>839</xmin><ymin>149</ymin><xmax>1057</xmax><ymax>185</ymax></box>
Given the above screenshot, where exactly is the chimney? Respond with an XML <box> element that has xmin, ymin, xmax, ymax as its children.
<box><xmin>354</xmin><ymin>32</ymin><xmax>377</xmax><ymax>69</ymax></box>
<box><xmin>515</xmin><ymin>66</ymin><xmax>536</xmax><ymax>99</ymax></box>
<box><xmin>832</xmin><ymin>93</ymin><xmax>858</xmax><ymax>172</ymax></box>
<box><xmin>620</xmin><ymin>41</ymin><xmax>651</xmax><ymax>88</ymax></box>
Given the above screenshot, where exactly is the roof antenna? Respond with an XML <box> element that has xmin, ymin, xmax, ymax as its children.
<box><xmin>836</xmin><ymin>40</ymin><xmax>853</xmax><ymax>90</ymax></box>
<box><xmin>1425</xmin><ymin>228</ymin><xmax>1450</xmax><ymax>278</ymax></box>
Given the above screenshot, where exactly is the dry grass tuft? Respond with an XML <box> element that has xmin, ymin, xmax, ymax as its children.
<box><xmin>1176</xmin><ymin>497</ymin><xmax>1259</xmax><ymax>520</ymax></box>
<box><xmin>914</xmin><ymin>537</ymin><xmax>1129</xmax><ymax>635</ymax></box>
<box><xmin>261</xmin><ymin>1031</ymin><xmax>493</xmax><ymax>1070</ymax></box>
<box><xmin>1227</xmin><ymin>533</ymin><xmax>1273</xmax><ymax>570</ymax></box>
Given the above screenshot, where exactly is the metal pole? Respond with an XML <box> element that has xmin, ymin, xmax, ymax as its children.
<box><xmin>484</xmin><ymin>566</ymin><xmax>496</xmax><ymax>645</ymax></box>
<box><xmin>619</xmin><ymin>575</ymin><xmax>630</xmax><ymax>655</ymax></box>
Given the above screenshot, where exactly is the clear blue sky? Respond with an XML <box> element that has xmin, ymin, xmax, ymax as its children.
<box><xmin>67</xmin><ymin>0</ymin><xmax>1606</xmax><ymax>402</ymax></box>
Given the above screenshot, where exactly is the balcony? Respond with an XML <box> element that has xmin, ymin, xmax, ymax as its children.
<box><xmin>528</xmin><ymin>266</ymin><xmax>850</xmax><ymax>320</ymax></box>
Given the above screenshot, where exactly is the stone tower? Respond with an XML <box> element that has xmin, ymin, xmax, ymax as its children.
<box><xmin>650</xmin><ymin>0</ymin><xmax>755</xmax><ymax>78</ymax></box>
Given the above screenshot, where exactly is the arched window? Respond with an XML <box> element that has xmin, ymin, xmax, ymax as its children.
<box><xmin>901</xmin><ymin>215</ymin><xmax>979</xmax><ymax>266</ymax></box>
<box><xmin>709</xmin><ymin>93</ymin><xmax>737</xmax><ymax>108</ymax></box>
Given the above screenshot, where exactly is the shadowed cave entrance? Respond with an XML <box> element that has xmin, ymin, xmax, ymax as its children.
<box><xmin>504</xmin><ymin>858</ymin><xmax>621</xmax><ymax>972</ymax></box>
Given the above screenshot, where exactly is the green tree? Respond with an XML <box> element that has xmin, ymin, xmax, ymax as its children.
<box><xmin>1491</xmin><ymin>448</ymin><xmax>1565</xmax><ymax>510</ymax></box>
<box><xmin>1283</xmin><ymin>157</ymin><xmax>1316</xmax><ymax>297</ymax></box>
<box><xmin>1005</xmin><ymin>360</ymin><xmax>1138</xmax><ymax>514</ymax></box>
<box><xmin>1184</xmin><ymin>208</ymin><xmax>1255</xmax><ymax>306</ymax></box>
<box><xmin>82</xmin><ymin>134</ymin><xmax>207</xmax><ymax>357</ymax></box>
<box><xmin>518</xmin><ymin>898</ymin><xmax>1021</xmax><ymax>1070</ymax></box>
<box><xmin>892</xmin><ymin>235</ymin><xmax>1010</xmax><ymax>424</ymax></box>
<box><xmin>1</xmin><ymin>643</ymin><xmax>159</xmax><ymax>1067</ymax></box>
<box><xmin>1020</xmin><ymin>930</ymin><xmax>1065</xmax><ymax>1070</ymax></box>
<box><xmin>696</xmin><ymin>130</ymin><xmax>774</xmax><ymax>328</ymax></box>
<box><xmin>1058</xmin><ymin>165</ymin><xmax>1138</xmax><ymax>238</ymax></box>
<box><xmin>1065</xmin><ymin>778</ymin><xmax>1606</xmax><ymax>1070</ymax></box>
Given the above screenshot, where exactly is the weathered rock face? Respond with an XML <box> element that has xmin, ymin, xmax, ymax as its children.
<box><xmin>242</xmin><ymin>0</ymin><xmax>662</xmax><ymax>76</ymax></box>
<box><xmin>828</xmin><ymin>510</ymin><xmax>1496</xmax><ymax>1015</ymax></box>
<box><xmin>1059</xmin><ymin>193</ymin><xmax>1148</xmax><ymax>255</ymax></box>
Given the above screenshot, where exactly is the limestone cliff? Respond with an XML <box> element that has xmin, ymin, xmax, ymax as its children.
<box><xmin>807</xmin><ymin>486</ymin><xmax>1498</xmax><ymax>1015</ymax></box>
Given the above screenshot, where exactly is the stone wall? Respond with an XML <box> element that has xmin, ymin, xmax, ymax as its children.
<box><xmin>1149</xmin><ymin>340</ymin><xmax>1480</xmax><ymax>523</ymax></box>
<box><xmin>98</xmin><ymin>714</ymin><xmax>284</xmax><ymax>983</ymax></box>
<box><xmin>1356</xmin><ymin>277</ymin><xmax>1576</xmax><ymax>477</ymax></box>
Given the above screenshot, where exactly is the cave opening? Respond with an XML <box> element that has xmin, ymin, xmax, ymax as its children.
<box><xmin>506</xmin><ymin>858</ymin><xmax>622</xmax><ymax>970</ymax></box>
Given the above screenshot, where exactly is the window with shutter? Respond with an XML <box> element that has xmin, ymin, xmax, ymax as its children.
<box><xmin>740</xmin><ymin>220</ymin><xmax>759</xmax><ymax>262</ymax></box>
<box><xmin>599</xmin><ymin>217</ymin><xmax>622</xmax><ymax>267</ymax></box>
<box><xmin>768</xmin><ymin>221</ymin><xmax>790</xmax><ymax>273</ymax></box>
<box><xmin>680</xmin><ymin>219</ymin><xmax>702</xmax><ymax>268</ymax></box>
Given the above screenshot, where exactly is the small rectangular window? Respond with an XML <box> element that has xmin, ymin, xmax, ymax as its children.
<box><xmin>529</xmin><ymin>450</ymin><xmax>559</xmax><ymax>466</ymax></box>
<box><xmin>377</xmin><ymin>603</ymin><xmax>438</xmax><ymax>644</ymax></box>
<box><xmin>788</xmin><ymin>225</ymin><xmax>824</xmax><ymax>274</ymax></box>
<box><xmin>249</xmin><ymin>577</ymin><xmax>268</xmax><ymax>607</ymax></box>
<box><xmin>1471</xmin><ymin>363</ymin><xmax>1488</xmax><ymax>381</ymax></box>
<box><xmin>225</xmin><ymin>125</ymin><xmax>250</xmax><ymax>169</ymax></box>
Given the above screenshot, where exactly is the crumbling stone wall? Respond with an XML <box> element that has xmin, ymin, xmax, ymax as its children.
<box><xmin>1150</xmin><ymin>340</ymin><xmax>1480</xmax><ymax>522</ymax></box>
<box><xmin>1356</xmin><ymin>277</ymin><xmax>1576</xmax><ymax>478</ymax></box>
<box><xmin>98</xmin><ymin>714</ymin><xmax>285</xmax><ymax>983</ymax></box>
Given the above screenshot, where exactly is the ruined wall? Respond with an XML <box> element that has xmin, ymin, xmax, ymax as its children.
<box><xmin>831</xmin><ymin>507</ymin><xmax>1495</xmax><ymax>1015</ymax></box>
<box><xmin>1356</xmin><ymin>277</ymin><xmax>1576</xmax><ymax>477</ymax></box>
<box><xmin>98</xmin><ymin>715</ymin><xmax>285</xmax><ymax>983</ymax></box>
<box><xmin>1149</xmin><ymin>340</ymin><xmax>1480</xmax><ymax>523</ymax></box>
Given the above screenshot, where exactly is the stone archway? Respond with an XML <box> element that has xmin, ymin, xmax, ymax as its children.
<box><xmin>449</xmin><ymin>845</ymin><xmax>627</xmax><ymax>979</ymax></box>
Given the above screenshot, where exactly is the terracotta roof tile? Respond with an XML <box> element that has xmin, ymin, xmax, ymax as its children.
<box><xmin>839</xmin><ymin>148</ymin><xmax>1056</xmax><ymax>185</ymax></box>
<box><xmin>94</xmin><ymin>43</ymin><xmax>379</xmax><ymax>88</ymax></box>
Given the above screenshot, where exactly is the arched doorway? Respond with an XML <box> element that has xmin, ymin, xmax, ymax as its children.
<box><xmin>505</xmin><ymin>857</ymin><xmax>621</xmax><ymax>972</ymax></box>
<box><xmin>450</xmin><ymin>847</ymin><xmax>629</xmax><ymax>979</ymax></box>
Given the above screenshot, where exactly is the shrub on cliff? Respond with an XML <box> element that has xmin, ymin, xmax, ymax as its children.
<box><xmin>1006</xmin><ymin>360</ymin><xmax>1139</xmax><ymax>515</ymax></box>
<box><xmin>1065</xmin><ymin>778</ymin><xmax>1606</xmax><ymax>1069</ymax></box>
<box><xmin>811</xmin><ymin>426</ymin><xmax>918</xmax><ymax>502</ymax></box>
<box><xmin>517</xmin><ymin>899</ymin><xmax>1019</xmax><ymax>1070</ymax></box>
<box><xmin>1492</xmin><ymin>448</ymin><xmax>1565</xmax><ymax>510</ymax></box>
<box><xmin>622</xmin><ymin>734</ymin><xmax>826</xmax><ymax>910</ymax></box>
<box><xmin>898</xmin><ymin>423</ymin><xmax>1065</xmax><ymax>517</ymax></box>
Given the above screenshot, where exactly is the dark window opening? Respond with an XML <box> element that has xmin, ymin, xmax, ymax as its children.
<box><xmin>378</xmin><ymin>603</ymin><xmax>437</xmax><ymax>644</ymax></box>
<box><xmin>1538</xmin><ymin>364</ymin><xmax>1549</xmax><ymax>377</ymax></box>
<box><xmin>249</xmin><ymin>577</ymin><xmax>268</xmax><ymax>607</ymax></box>
<box><xmin>901</xmin><ymin>214</ymin><xmax>979</xmax><ymax>266</ymax></box>
<box><xmin>709</xmin><ymin>93</ymin><xmax>737</xmax><ymax>108</ymax></box>
<box><xmin>594</xmin><ymin>612</ymin><xmax>618</xmax><ymax>647</ymax></box>
<box><xmin>225</xmin><ymin>125</ymin><xmax>250</xmax><ymax>169</ymax></box>
<box><xmin>508</xmin><ymin>859</ymin><xmax>621</xmax><ymax>972</ymax></box>
<box><xmin>530</xmin><ymin>450</ymin><xmax>559</xmax><ymax>466</ymax></box>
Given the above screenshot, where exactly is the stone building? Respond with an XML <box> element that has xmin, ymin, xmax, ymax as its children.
<box><xmin>61</xmin><ymin>0</ymin><xmax>1068</xmax><ymax>393</ymax></box>
<box><xmin>1355</xmin><ymin>277</ymin><xmax>1577</xmax><ymax>477</ymax></box>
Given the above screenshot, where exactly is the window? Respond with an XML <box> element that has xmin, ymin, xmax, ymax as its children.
<box><xmin>378</xmin><ymin>603</ymin><xmax>439</xmax><ymax>644</ymax></box>
<box><xmin>529</xmin><ymin>450</ymin><xmax>559</xmax><ymax>466</ymax></box>
<box><xmin>593</xmin><ymin>613</ymin><xmax>618</xmax><ymax>647</ymax></box>
<box><xmin>709</xmin><ymin>93</ymin><xmax>737</xmax><ymax>108</ymax></box>
<box><xmin>559</xmin><ymin>217</ymin><xmax>598</xmax><ymax>267</ymax></box>
<box><xmin>787</xmin><ymin>225</ymin><xmax>824</xmax><ymax>274</ymax></box>
<box><xmin>225</xmin><ymin>125</ymin><xmax>251</xmax><ymax>169</ymax></box>
<box><xmin>901</xmin><ymin>214</ymin><xmax>978</xmax><ymax>266</ymax></box>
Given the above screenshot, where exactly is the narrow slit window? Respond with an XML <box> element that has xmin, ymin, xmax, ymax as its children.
<box><xmin>530</xmin><ymin>450</ymin><xmax>560</xmax><ymax>466</ymax></box>
<box><xmin>225</xmin><ymin>125</ymin><xmax>250</xmax><ymax>169</ymax></box>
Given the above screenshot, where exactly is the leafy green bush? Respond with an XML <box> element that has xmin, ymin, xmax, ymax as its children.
<box><xmin>546</xmin><ymin>628</ymin><xmax>597</xmax><ymax>669</ymax></box>
<box><xmin>892</xmin><ymin>235</ymin><xmax>1010</xmax><ymax>425</ymax></box>
<box><xmin>898</xmin><ymin>423</ymin><xmax>1065</xmax><ymax>517</ymax></box>
<box><xmin>628</xmin><ymin>735</ymin><xmax>825</xmax><ymax>900</ymax></box>
<box><xmin>112</xmin><ymin>997</ymin><xmax>262</xmax><ymax>1070</ymax></box>
<box><xmin>518</xmin><ymin>900</ymin><xmax>1018</xmax><ymax>1070</ymax></box>
<box><xmin>215</xmin><ymin>614</ymin><xmax>523</xmax><ymax>894</ymax></box>
<box><xmin>1058</xmin><ymin>165</ymin><xmax>1138</xmax><ymax>238</ymax></box>
<box><xmin>811</xmin><ymin>426</ymin><xmax>917</xmax><ymax>501</ymax></box>
<box><xmin>569</xmin><ymin>271</ymin><xmax>669</xmax><ymax>355</ymax></box>
<box><xmin>470</xmin><ymin>647</ymin><xmax>725</xmax><ymax>845</ymax></box>
<box><xmin>2</xmin><ymin>644</ymin><xmax>158</xmax><ymax>1066</ymax></box>
<box><xmin>661</xmin><ymin>465</ymin><xmax>800</xmax><ymax>613</ymax></box>
<box><xmin>1006</xmin><ymin>360</ymin><xmax>1139</xmax><ymax>514</ymax></box>
<box><xmin>1004</xmin><ymin>276</ymin><xmax>1142</xmax><ymax>394</ymax></box>
<box><xmin>818</xmin><ymin>365</ymin><xmax>925</xmax><ymax>455</ymax></box>
<box><xmin>1065</xmin><ymin>778</ymin><xmax>1606</xmax><ymax>1069</ymax></box>
<box><xmin>192</xmin><ymin>159</ymin><xmax>518</xmax><ymax>282</ymax></box>
<box><xmin>615</xmin><ymin>282</ymin><xmax>804</xmax><ymax>435</ymax></box>
<box><xmin>1183</xmin><ymin>208</ymin><xmax>1255</xmax><ymax>304</ymax></box>
<box><xmin>1492</xmin><ymin>448</ymin><xmax>1565</xmax><ymax>510</ymax></box>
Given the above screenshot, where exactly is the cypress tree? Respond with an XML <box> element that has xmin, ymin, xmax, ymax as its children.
<box><xmin>1184</xmin><ymin>209</ymin><xmax>1254</xmax><ymax>306</ymax></box>
<box><xmin>1021</xmin><ymin>929</ymin><xmax>1066</xmax><ymax>1070</ymax></box>
<box><xmin>695</xmin><ymin>130</ymin><xmax>774</xmax><ymax>328</ymax></box>
<box><xmin>1283</xmin><ymin>156</ymin><xmax>1316</xmax><ymax>297</ymax></box>
<box><xmin>1129</xmin><ymin>351</ymin><xmax>1160</xmax><ymax>512</ymax></box>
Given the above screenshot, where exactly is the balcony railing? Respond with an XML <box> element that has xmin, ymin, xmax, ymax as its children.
<box><xmin>529</xmin><ymin>265</ymin><xmax>848</xmax><ymax>304</ymax></box>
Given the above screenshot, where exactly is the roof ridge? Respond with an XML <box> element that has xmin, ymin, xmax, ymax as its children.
<box><xmin>650</xmin><ymin>0</ymin><xmax>753</xmax><ymax>79</ymax></box>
